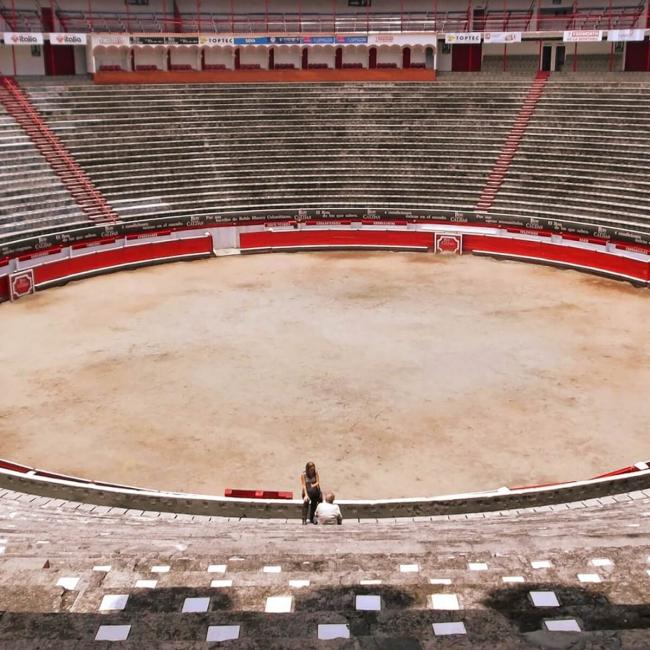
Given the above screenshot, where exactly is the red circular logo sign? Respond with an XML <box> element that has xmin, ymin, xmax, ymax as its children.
<box><xmin>12</xmin><ymin>275</ymin><xmax>33</xmax><ymax>297</ymax></box>
<box><xmin>438</xmin><ymin>236</ymin><xmax>460</xmax><ymax>253</ymax></box>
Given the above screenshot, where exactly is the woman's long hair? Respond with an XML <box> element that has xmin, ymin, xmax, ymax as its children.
<box><xmin>305</xmin><ymin>461</ymin><xmax>316</xmax><ymax>478</ymax></box>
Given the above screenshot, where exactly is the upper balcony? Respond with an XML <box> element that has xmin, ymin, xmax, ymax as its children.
<box><xmin>0</xmin><ymin>4</ymin><xmax>646</xmax><ymax>35</ymax></box>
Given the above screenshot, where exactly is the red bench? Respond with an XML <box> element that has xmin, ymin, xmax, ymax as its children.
<box><xmin>135</xmin><ymin>65</ymin><xmax>159</xmax><ymax>71</ymax></box>
<box><xmin>170</xmin><ymin>64</ymin><xmax>193</xmax><ymax>71</ymax></box>
<box><xmin>204</xmin><ymin>63</ymin><xmax>227</xmax><ymax>70</ymax></box>
<box><xmin>225</xmin><ymin>488</ymin><xmax>293</xmax><ymax>500</ymax></box>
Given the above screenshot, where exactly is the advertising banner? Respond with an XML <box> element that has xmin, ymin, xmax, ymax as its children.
<box><xmin>607</xmin><ymin>29</ymin><xmax>645</xmax><ymax>42</ymax></box>
<box><xmin>3</xmin><ymin>32</ymin><xmax>44</xmax><ymax>45</ymax></box>
<box><xmin>49</xmin><ymin>32</ymin><xmax>87</xmax><ymax>46</ymax></box>
<box><xmin>130</xmin><ymin>35</ymin><xmax>165</xmax><ymax>45</ymax></box>
<box><xmin>336</xmin><ymin>35</ymin><xmax>368</xmax><ymax>44</ymax></box>
<box><xmin>165</xmin><ymin>35</ymin><xmax>199</xmax><ymax>45</ymax></box>
<box><xmin>445</xmin><ymin>32</ymin><xmax>482</xmax><ymax>44</ymax></box>
<box><xmin>199</xmin><ymin>35</ymin><xmax>235</xmax><ymax>46</ymax></box>
<box><xmin>130</xmin><ymin>35</ymin><xmax>199</xmax><ymax>45</ymax></box>
<box><xmin>368</xmin><ymin>33</ymin><xmax>436</xmax><ymax>46</ymax></box>
<box><xmin>92</xmin><ymin>34</ymin><xmax>131</xmax><ymax>47</ymax></box>
<box><xmin>233</xmin><ymin>36</ymin><xmax>270</xmax><ymax>45</ymax></box>
<box><xmin>483</xmin><ymin>31</ymin><xmax>522</xmax><ymax>44</ymax></box>
<box><xmin>563</xmin><ymin>30</ymin><xmax>603</xmax><ymax>42</ymax></box>
<box><xmin>269</xmin><ymin>36</ymin><xmax>308</xmax><ymax>44</ymax></box>
<box><xmin>299</xmin><ymin>35</ymin><xmax>336</xmax><ymax>45</ymax></box>
<box><xmin>5</xmin><ymin>208</ymin><xmax>648</xmax><ymax>259</ymax></box>
<box><xmin>196</xmin><ymin>34</ymin><xmax>369</xmax><ymax>47</ymax></box>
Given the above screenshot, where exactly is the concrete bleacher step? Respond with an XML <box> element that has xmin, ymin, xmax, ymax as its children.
<box><xmin>0</xmin><ymin>78</ymin><xmax>119</xmax><ymax>239</ymax></box>
<box><xmin>0</xmin><ymin>484</ymin><xmax>650</xmax><ymax>646</ymax></box>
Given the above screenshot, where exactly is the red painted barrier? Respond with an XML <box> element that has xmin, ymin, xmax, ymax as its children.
<box><xmin>33</xmin><ymin>235</ymin><xmax>213</xmax><ymax>286</ymax></box>
<box><xmin>240</xmin><ymin>229</ymin><xmax>434</xmax><ymax>250</ymax></box>
<box><xmin>0</xmin><ymin>458</ymin><xmax>31</xmax><ymax>473</ymax></box>
<box><xmin>3</xmin><ymin>225</ymin><xmax>650</xmax><ymax>306</ymax></box>
<box><xmin>0</xmin><ymin>275</ymin><xmax>8</xmax><ymax>302</ymax></box>
<box><xmin>225</xmin><ymin>488</ymin><xmax>294</xmax><ymax>500</ymax></box>
<box><xmin>591</xmin><ymin>462</ymin><xmax>648</xmax><ymax>479</ymax></box>
<box><xmin>462</xmin><ymin>234</ymin><xmax>650</xmax><ymax>283</ymax></box>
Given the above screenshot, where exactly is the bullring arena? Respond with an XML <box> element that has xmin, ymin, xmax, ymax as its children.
<box><xmin>4</xmin><ymin>251</ymin><xmax>650</xmax><ymax>500</ymax></box>
<box><xmin>2</xmin><ymin>0</ymin><xmax>650</xmax><ymax>645</ymax></box>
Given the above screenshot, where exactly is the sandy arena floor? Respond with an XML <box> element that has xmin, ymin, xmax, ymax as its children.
<box><xmin>1</xmin><ymin>252</ymin><xmax>650</xmax><ymax>499</ymax></box>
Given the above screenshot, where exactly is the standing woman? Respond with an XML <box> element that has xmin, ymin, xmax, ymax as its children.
<box><xmin>300</xmin><ymin>461</ymin><xmax>322</xmax><ymax>525</ymax></box>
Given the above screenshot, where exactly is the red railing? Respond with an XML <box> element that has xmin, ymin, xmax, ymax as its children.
<box><xmin>0</xmin><ymin>77</ymin><xmax>117</xmax><ymax>224</ymax></box>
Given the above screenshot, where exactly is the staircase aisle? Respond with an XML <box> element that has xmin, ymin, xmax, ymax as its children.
<box><xmin>475</xmin><ymin>72</ymin><xmax>550</xmax><ymax>213</ymax></box>
<box><xmin>0</xmin><ymin>76</ymin><xmax>118</xmax><ymax>224</ymax></box>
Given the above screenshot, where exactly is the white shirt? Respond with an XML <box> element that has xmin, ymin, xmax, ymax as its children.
<box><xmin>315</xmin><ymin>502</ymin><xmax>342</xmax><ymax>525</ymax></box>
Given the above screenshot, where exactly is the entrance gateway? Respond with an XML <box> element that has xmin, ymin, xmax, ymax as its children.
<box><xmin>541</xmin><ymin>42</ymin><xmax>566</xmax><ymax>72</ymax></box>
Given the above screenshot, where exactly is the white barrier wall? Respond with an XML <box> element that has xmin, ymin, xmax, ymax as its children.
<box><xmin>1</xmin><ymin>461</ymin><xmax>649</xmax><ymax>519</ymax></box>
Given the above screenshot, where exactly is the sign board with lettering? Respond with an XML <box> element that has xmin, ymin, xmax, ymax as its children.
<box><xmin>483</xmin><ymin>32</ymin><xmax>522</xmax><ymax>44</ymax></box>
<box><xmin>91</xmin><ymin>34</ymin><xmax>131</xmax><ymax>47</ymax></box>
<box><xmin>445</xmin><ymin>32</ymin><xmax>482</xmax><ymax>44</ymax></box>
<box><xmin>368</xmin><ymin>33</ymin><xmax>436</xmax><ymax>46</ymax></box>
<box><xmin>3</xmin><ymin>32</ymin><xmax>44</xmax><ymax>45</ymax></box>
<box><xmin>49</xmin><ymin>32</ymin><xmax>87</xmax><ymax>46</ymax></box>
<box><xmin>607</xmin><ymin>29</ymin><xmax>645</xmax><ymax>41</ymax></box>
<box><xmin>563</xmin><ymin>30</ymin><xmax>603</xmax><ymax>42</ymax></box>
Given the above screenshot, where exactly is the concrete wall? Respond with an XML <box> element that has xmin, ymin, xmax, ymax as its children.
<box><xmin>170</xmin><ymin>47</ymin><xmax>199</xmax><ymax>69</ymax></box>
<box><xmin>342</xmin><ymin>46</ymin><xmax>368</xmax><ymax>67</ymax></box>
<box><xmin>133</xmin><ymin>47</ymin><xmax>164</xmax><ymax>70</ymax></box>
<box><xmin>204</xmin><ymin>47</ymin><xmax>234</xmax><ymax>69</ymax></box>
<box><xmin>0</xmin><ymin>44</ymin><xmax>45</xmax><ymax>76</ymax></box>
<box><xmin>308</xmin><ymin>46</ymin><xmax>335</xmax><ymax>68</ymax></box>
<box><xmin>376</xmin><ymin>45</ymin><xmax>402</xmax><ymax>66</ymax></box>
<box><xmin>274</xmin><ymin>46</ymin><xmax>301</xmax><ymax>67</ymax></box>
<box><xmin>1</xmin><ymin>464</ymin><xmax>649</xmax><ymax>519</ymax></box>
<box><xmin>239</xmin><ymin>46</ymin><xmax>268</xmax><ymax>68</ymax></box>
<box><xmin>94</xmin><ymin>48</ymin><xmax>130</xmax><ymax>71</ymax></box>
<box><xmin>436</xmin><ymin>40</ymin><xmax>453</xmax><ymax>71</ymax></box>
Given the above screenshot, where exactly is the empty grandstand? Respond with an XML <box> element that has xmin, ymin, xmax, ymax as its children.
<box><xmin>0</xmin><ymin>0</ymin><xmax>650</xmax><ymax>646</ymax></box>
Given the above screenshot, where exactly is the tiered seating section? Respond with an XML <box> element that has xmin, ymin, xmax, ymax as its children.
<box><xmin>489</xmin><ymin>74</ymin><xmax>650</xmax><ymax>237</ymax></box>
<box><xmin>0</xmin><ymin>485</ymin><xmax>649</xmax><ymax>644</ymax></box>
<box><xmin>23</xmin><ymin>79</ymin><xmax>531</xmax><ymax>224</ymax></box>
<box><xmin>0</xmin><ymin>104</ymin><xmax>88</xmax><ymax>243</ymax></box>
<box><xmin>2</xmin><ymin>76</ymin><xmax>650</xmax><ymax>248</ymax></box>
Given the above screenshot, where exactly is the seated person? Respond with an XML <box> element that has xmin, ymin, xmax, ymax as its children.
<box><xmin>314</xmin><ymin>492</ymin><xmax>343</xmax><ymax>525</ymax></box>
